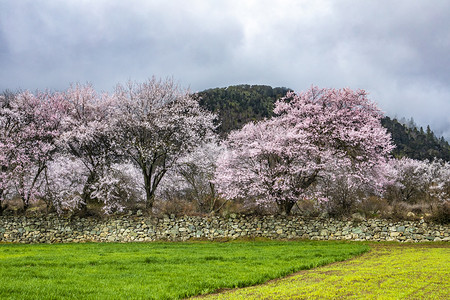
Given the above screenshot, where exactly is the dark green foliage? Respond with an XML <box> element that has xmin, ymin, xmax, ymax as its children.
<box><xmin>197</xmin><ymin>85</ymin><xmax>450</xmax><ymax>161</ymax></box>
<box><xmin>196</xmin><ymin>84</ymin><xmax>292</xmax><ymax>135</ymax></box>
<box><xmin>381</xmin><ymin>117</ymin><xmax>450</xmax><ymax>161</ymax></box>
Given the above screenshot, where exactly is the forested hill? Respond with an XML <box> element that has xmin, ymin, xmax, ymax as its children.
<box><xmin>197</xmin><ymin>84</ymin><xmax>450</xmax><ymax>161</ymax></box>
<box><xmin>196</xmin><ymin>85</ymin><xmax>292</xmax><ymax>134</ymax></box>
<box><xmin>381</xmin><ymin>117</ymin><xmax>450</xmax><ymax>161</ymax></box>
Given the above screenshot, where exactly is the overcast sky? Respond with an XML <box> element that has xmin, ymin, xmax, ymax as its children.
<box><xmin>1</xmin><ymin>0</ymin><xmax>449</xmax><ymax>139</ymax></box>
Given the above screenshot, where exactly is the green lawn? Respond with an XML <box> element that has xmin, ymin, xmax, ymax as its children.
<box><xmin>0</xmin><ymin>240</ymin><xmax>368</xmax><ymax>300</ymax></box>
<box><xmin>201</xmin><ymin>243</ymin><xmax>450</xmax><ymax>299</ymax></box>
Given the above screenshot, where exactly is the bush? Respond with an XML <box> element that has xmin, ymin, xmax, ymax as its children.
<box><xmin>291</xmin><ymin>198</ymin><xmax>320</xmax><ymax>217</ymax></box>
<box><xmin>356</xmin><ymin>196</ymin><xmax>389</xmax><ymax>218</ymax></box>
<box><xmin>153</xmin><ymin>196</ymin><xmax>197</xmax><ymax>217</ymax></box>
<box><xmin>427</xmin><ymin>201</ymin><xmax>450</xmax><ymax>224</ymax></box>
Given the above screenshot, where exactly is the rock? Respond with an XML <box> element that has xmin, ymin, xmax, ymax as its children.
<box><xmin>352</xmin><ymin>227</ymin><xmax>363</xmax><ymax>234</ymax></box>
<box><xmin>0</xmin><ymin>215</ymin><xmax>448</xmax><ymax>243</ymax></box>
<box><xmin>397</xmin><ymin>226</ymin><xmax>406</xmax><ymax>233</ymax></box>
<box><xmin>351</xmin><ymin>213</ymin><xmax>365</xmax><ymax>221</ymax></box>
<box><xmin>407</xmin><ymin>212</ymin><xmax>416</xmax><ymax>218</ymax></box>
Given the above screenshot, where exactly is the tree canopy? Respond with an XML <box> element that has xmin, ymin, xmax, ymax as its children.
<box><xmin>214</xmin><ymin>87</ymin><xmax>394</xmax><ymax>214</ymax></box>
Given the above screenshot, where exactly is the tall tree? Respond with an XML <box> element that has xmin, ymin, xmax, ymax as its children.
<box><xmin>215</xmin><ymin>87</ymin><xmax>394</xmax><ymax>214</ymax></box>
<box><xmin>0</xmin><ymin>90</ymin><xmax>66</xmax><ymax>212</ymax></box>
<box><xmin>113</xmin><ymin>77</ymin><xmax>217</xmax><ymax>209</ymax></box>
<box><xmin>14</xmin><ymin>91</ymin><xmax>67</xmax><ymax>211</ymax></box>
<box><xmin>59</xmin><ymin>83</ymin><xmax>117</xmax><ymax>211</ymax></box>
<box><xmin>0</xmin><ymin>91</ymin><xmax>22</xmax><ymax>214</ymax></box>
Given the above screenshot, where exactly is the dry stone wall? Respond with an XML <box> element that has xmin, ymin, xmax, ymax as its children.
<box><xmin>0</xmin><ymin>214</ymin><xmax>448</xmax><ymax>243</ymax></box>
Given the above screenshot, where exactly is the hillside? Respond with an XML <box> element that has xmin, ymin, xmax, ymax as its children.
<box><xmin>196</xmin><ymin>85</ymin><xmax>292</xmax><ymax>134</ymax></box>
<box><xmin>381</xmin><ymin>117</ymin><xmax>450</xmax><ymax>161</ymax></box>
<box><xmin>197</xmin><ymin>85</ymin><xmax>450</xmax><ymax>161</ymax></box>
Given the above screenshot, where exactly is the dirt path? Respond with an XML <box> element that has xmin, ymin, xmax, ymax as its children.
<box><xmin>194</xmin><ymin>243</ymin><xmax>450</xmax><ymax>299</ymax></box>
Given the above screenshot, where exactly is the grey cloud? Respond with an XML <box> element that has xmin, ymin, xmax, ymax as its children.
<box><xmin>0</xmin><ymin>0</ymin><xmax>244</xmax><ymax>91</ymax></box>
<box><xmin>0</xmin><ymin>0</ymin><xmax>449</xmax><ymax>139</ymax></box>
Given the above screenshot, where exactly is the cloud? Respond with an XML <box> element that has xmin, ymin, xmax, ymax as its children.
<box><xmin>0</xmin><ymin>0</ymin><xmax>449</xmax><ymax>139</ymax></box>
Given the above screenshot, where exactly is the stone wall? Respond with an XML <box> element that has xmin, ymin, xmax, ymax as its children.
<box><xmin>0</xmin><ymin>214</ymin><xmax>448</xmax><ymax>243</ymax></box>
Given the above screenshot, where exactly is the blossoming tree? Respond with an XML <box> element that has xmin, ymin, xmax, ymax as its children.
<box><xmin>113</xmin><ymin>77</ymin><xmax>217</xmax><ymax>209</ymax></box>
<box><xmin>0</xmin><ymin>90</ymin><xmax>67</xmax><ymax>212</ymax></box>
<box><xmin>0</xmin><ymin>91</ymin><xmax>22</xmax><ymax>214</ymax></box>
<box><xmin>59</xmin><ymin>83</ymin><xmax>118</xmax><ymax>211</ymax></box>
<box><xmin>385</xmin><ymin>157</ymin><xmax>450</xmax><ymax>204</ymax></box>
<box><xmin>215</xmin><ymin>87</ymin><xmax>394</xmax><ymax>214</ymax></box>
<box><xmin>158</xmin><ymin>138</ymin><xmax>224</xmax><ymax>213</ymax></box>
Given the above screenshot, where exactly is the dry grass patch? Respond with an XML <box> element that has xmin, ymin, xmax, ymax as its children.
<box><xmin>199</xmin><ymin>243</ymin><xmax>449</xmax><ymax>299</ymax></box>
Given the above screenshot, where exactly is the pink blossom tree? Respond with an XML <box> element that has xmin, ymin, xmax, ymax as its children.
<box><xmin>15</xmin><ymin>90</ymin><xmax>67</xmax><ymax>211</ymax></box>
<box><xmin>0</xmin><ymin>90</ymin><xmax>67</xmax><ymax>212</ymax></box>
<box><xmin>91</xmin><ymin>162</ymin><xmax>145</xmax><ymax>214</ymax></box>
<box><xmin>428</xmin><ymin>159</ymin><xmax>450</xmax><ymax>204</ymax></box>
<box><xmin>113</xmin><ymin>77</ymin><xmax>217</xmax><ymax>209</ymax></box>
<box><xmin>0</xmin><ymin>91</ymin><xmax>23</xmax><ymax>214</ymax></box>
<box><xmin>158</xmin><ymin>138</ymin><xmax>225</xmax><ymax>213</ymax></box>
<box><xmin>384</xmin><ymin>157</ymin><xmax>429</xmax><ymax>204</ymax></box>
<box><xmin>59</xmin><ymin>83</ymin><xmax>118</xmax><ymax>212</ymax></box>
<box><xmin>314</xmin><ymin>159</ymin><xmax>393</xmax><ymax>215</ymax></box>
<box><xmin>44</xmin><ymin>156</ymin><xmax>145</xmax><ymax>215</ymax></box>
<box><xmin>215</xmin><ymin>87</ymin><xmax>394</xmax><ymax>214</ymax></box>
<box><xmin>43</xmin><ymin>154</ymin><xmax>87</xmax><ymax>213</ymax></box>
<box><xmin>385</xmin><ymin>157</ymin><xmax>450</xmax><ymax>204</ymax></box>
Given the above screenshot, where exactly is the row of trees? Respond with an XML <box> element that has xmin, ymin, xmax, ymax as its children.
<box><xmin>1</xmin><ymin>78</ymin><xmax>216</xmax><ymax>215</ymax></box>
<box><xmin>1</xmin><ymin>80</ymin><xmax>449</xmax><ymax>220</ymax></box>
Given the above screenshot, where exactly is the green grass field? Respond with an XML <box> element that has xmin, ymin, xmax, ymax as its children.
<box><xmin>201</xmin><ymin>243</ymin><xmax>450</xmax><ymax>299</ymax></box>
<box><xmin>0</xmin><ymin>240</ymin><xmax>368</xmax><ymax>300</ymax></box>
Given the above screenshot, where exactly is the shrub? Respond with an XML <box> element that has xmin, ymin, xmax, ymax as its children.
<box><xmin>153</xmin><ymin>195</ymin><xmax>197</xmax><ymax>217</ymax></box>
<box><xmin>356</xmin><ymin>196</ymin><xmax>390</xmax><ymax>218</ymax></box>
<box><xmin>427</xmin><ymin>201</ymin><xmax>450</xmax><ymax>224</ymax></box>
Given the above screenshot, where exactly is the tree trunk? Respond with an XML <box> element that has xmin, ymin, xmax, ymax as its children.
<box><xmin>277</xmin><ymin>200</ymin><xmax>295</xmax><ymax>215</ymax></box>
<box><xmin>143</xmin><ymin>169</ymin><xmax>155</xmax><ymax>210</ymax></box>
<box><xmin>0</xmin><ymin>189</ymin><xmax>4</xmax><ymax>215</ymax></box>
<box><xmin>145</xmin><ymin>192</ymin><xmax>155</xmax><ymax>210</ymax></box>
<box><xmin>22</xmin><ymin>200</ymin><xmax>30</xmax><ymax>213</ymax></box>
<box><xmin>80</xmin><ymin>171</ymin><xmax>98</xmax><ymax>213</ymax></box>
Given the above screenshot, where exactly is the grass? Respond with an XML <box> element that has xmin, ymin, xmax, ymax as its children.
<box><xmin>200</xmin><ymin>243</ymin><xmax>450</xmax><ymax>299</ymax></box>
<box><xmin>0</xmin><ymin>240</ymin><xmax>368</xmax><ymax>300</ymax></box>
